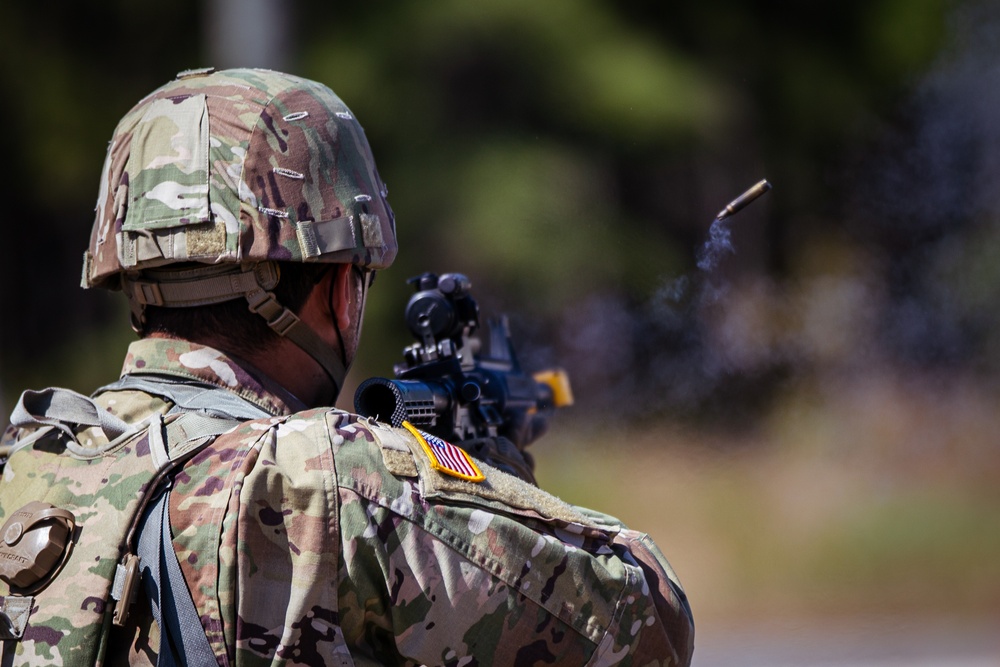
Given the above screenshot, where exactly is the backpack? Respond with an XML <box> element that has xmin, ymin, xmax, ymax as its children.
<box><xmin>0</xmin><ymin>383</ymin><xmax>252</xmax><ymax>666</ymax></box>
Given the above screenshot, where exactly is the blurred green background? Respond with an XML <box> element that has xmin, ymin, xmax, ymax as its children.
<box><xmin>1</xmin><ymin>0</ymin><xmax>998</xmax><ymax>660</ymax></box>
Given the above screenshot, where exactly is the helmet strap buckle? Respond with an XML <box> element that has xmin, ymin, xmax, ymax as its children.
<box><xmin>246</xmin><ymin>290</ymin><xmax>301</xmax><ymax>337</ymax></box>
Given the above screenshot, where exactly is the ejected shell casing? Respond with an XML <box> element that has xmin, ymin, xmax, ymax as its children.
<box><xmin>715</xmin><ymin>179</ymin><xmax>772</xmax><ymax>220</ymax></box>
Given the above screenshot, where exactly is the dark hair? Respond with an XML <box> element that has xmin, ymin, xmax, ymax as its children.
<box><xmin>143</xmin><ymin>263</ymin><xmax>331</xmax><ymax>352</ymax></box>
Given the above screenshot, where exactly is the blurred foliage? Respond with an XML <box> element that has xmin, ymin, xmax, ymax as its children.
<box><xmin>4</xmin><ymin>0</ymin><xmax>997</xmax><ymax>433</ymax></box>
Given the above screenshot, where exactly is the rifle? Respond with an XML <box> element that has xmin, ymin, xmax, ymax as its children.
<box><xmin>354</xmin><ymin>272</ymin><xmax>573</xmax><ymax>449</ymax></box>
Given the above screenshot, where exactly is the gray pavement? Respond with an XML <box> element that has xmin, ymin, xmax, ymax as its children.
<box><xmin>691</xmin><ymin>615</ymin><xmax>1000</xmax><ymax>667</ymax></box>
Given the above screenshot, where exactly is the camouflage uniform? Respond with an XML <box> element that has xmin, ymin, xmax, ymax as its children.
<box><xmin>87</xmin><ymin>337</ymin><xmax>693</xmax><ymax>665</ymax></box>
<box><xmin>2</xmin><ymin>68</ymin><xmax>694</xmax><ymax>665</ymax></box>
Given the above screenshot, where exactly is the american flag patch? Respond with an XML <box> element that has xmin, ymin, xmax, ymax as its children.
<box><xmin>402</xmin><ymin>421</ymin><xmax>485</xmax><ymax>482</ymax></box>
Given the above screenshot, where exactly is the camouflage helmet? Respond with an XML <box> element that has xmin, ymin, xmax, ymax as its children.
<box><xmin>82</xmin><ymin>67</ymin><xmax>396</xmax><ymax>396</ymax></box>
<box><xmin>83</xmin><ymin>67</ymin><xmax>395</xmax><ymax>291</ymax></box>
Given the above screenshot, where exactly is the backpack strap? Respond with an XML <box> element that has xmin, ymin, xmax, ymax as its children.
<box><xmin>9</xmin><ymin>386</ymin><xmax>135</xmax><ymax>442</ymax></box>
<box><xmin>98</xmin><ymin>375</ymin><xmax>274</xmax><ymax>421</ymax></box>
<box><xmin>109</xmin><ymin>413</ymin><xmax>242</xmax><ymax>641</ymax></box>
<box><xmin>98</xmin><ymin>375</ymin><xmax>271</xmax><ymax>665</ymax></box>
<box><xmin>136</xmin><ymin>487</ymin><xmax>217</xmax><ymax>667</ymax></box>
<box><xmin>3</xmin><ymin>387</ymin><xmax>144</xmax><ymax>471</ymax></box>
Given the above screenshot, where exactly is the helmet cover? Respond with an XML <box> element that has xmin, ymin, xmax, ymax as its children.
<box><xmin>83</xmin><ymin>67</ymin><xmax>396</xmax><ymax>291</ymax></box>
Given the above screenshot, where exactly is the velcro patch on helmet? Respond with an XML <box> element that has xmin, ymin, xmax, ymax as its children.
<box><xmin>185</xmin><ymin>221</ymin><xmax>227</xmax><ymax>257</ymax></box>
<box><xmin>119</xmin><ymin>223</ymin><xmax>222</xmax><ymax>266</ymax></box>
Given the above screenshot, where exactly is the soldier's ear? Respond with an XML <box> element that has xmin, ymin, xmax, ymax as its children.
<box><xmin>330</xmin><ymin>264</ymin><xmax>358</xmax><ymax>332</ymax></box>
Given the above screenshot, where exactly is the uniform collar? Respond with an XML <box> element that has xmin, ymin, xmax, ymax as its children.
<box><xmin>120</xmin><ymin>337</ymin><xmax>304</xmax><ymax>416</ymax></box>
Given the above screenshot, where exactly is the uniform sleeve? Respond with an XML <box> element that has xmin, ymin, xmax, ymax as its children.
<box><xmin>611</xmin><ymin>529</ymin><xmax>695</xmax><ymax>664</ymax></box>
<box><xmin>334</xmin><ymin>419</ymin><xmax>695</xmax><ymax>666</ymax></box>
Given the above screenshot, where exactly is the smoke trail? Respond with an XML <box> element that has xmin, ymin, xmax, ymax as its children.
<box><xmin>555</xmin><ymin>181</ymin><xmax>775</xmax><ymax>426</ymax></box>
<box><xmin>661</xmin><ymin>179</ymin><xmax>772</xmax><ymax>315</ymax></box>
<box><xmin>696</xmin><ymin>217</ymin><xmax>735</xmax><ymax>273</ymax></box>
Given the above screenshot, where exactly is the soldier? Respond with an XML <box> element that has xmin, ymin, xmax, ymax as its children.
<box><xmin>0</xmin><ymin>68</ymin><xmax>693</xmax><ymax>665</ymax></box>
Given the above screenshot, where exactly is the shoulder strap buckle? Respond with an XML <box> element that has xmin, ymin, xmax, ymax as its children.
<box><xmin>111</xmin><ymin>554</ymin><xmax>141</xmax><ymax>626</ymax></box>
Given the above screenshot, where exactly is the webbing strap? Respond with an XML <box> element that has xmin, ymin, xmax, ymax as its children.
<box><xmin>163</xmin><ymin>413</ymin><xmax>242</xmax><ymax>460</ymax></box>
<box><xmin>245</xmin><ymin>290</ymin><xmax>348</xmax><ymax>397</ymax></box>
<box><xmin>99</xmin><ymin>375</ymin><xmax>273</xmax><ymax>421</ymax></box>
<box><xmin>137</xmin><ymin>490</ymin><xmax>217</xmax><ymax>667</ymax></box>
<box><xmin>127</xmin><ymin>270</ymin><xmax>254</xmax><ymax>308</ymax></box>
<box><xmin>0</xmin><ymin>596</ymin><xmax>32</xmax><ymax>640</ymax></box>
<box><xmin>10</xmin><ymin>387</ymin><xmax>133</xmax><ymax>442</ymax></box>
<box><xmin>123</xmin><ymin>263</ymin><xmax>279</xmax><ymax>309</ymax></box>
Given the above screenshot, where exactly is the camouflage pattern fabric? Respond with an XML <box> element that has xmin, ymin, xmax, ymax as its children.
<box><xmin>82</xmin><ymin>68</ymin><xmax>396</xmax><ymax>292</ymax></box>
<box><xmin>9</xmin><ymin>338</ymin><xmax>694</xmax><ymax>665</ymax></box>
<box><xmin>0</xmin><ymin>370</ymin><xmax>232</xmax><ymax>665</ymax></box>
<box><xmin>0</xmin><ymin>413</ymin><xmax>158</xmax><ymax>665</ymax></box>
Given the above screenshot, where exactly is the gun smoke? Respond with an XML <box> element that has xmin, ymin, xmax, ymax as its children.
<box><xmin>696</xmin><ymin>219</ymin><xmax>735</xmax><ymax>274</ymax></box>
<box><xmin>544</xmin><ymin>191</ymin><xmax>776</xmax><ymax>429</ymax></box>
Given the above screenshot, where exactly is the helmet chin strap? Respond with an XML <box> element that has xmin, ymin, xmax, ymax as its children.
<box><xmin>123</xmin><ymin>262</ymin><xmax>351</xmax><ymax>400</ymax></box>
<box><xmin>245</xmin><ymin>288</ymin><xmax>349</xmax><ymax>400</ymax></box>
<box><xmin>245</xmin><ymin>264</ymin><xmax>376</xmax><ymax>402</ymax></box>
